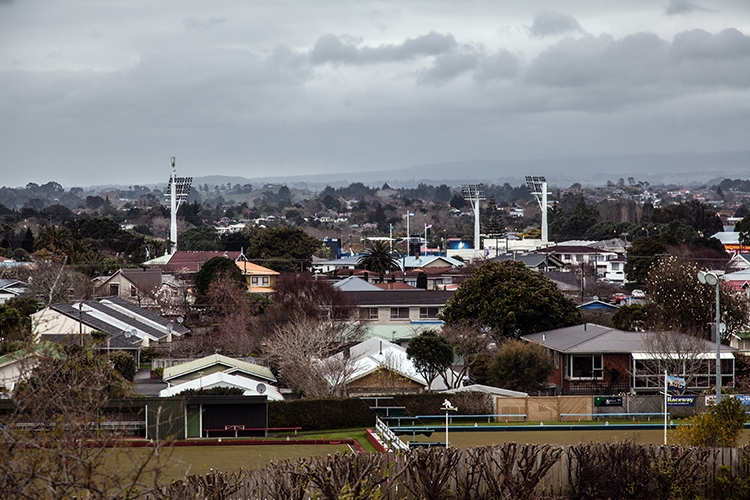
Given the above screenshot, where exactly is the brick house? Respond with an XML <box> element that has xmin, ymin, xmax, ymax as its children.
<box><xmin>522</xmin><ymin>324</ymin><xmax>736</xmax><ymax>395</ymax></box>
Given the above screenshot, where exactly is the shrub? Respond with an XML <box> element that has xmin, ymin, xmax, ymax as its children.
<box><xmin>672</xmin><ymin>396</ymin><xmax>748</xmax><ymax>447</ymax></box>
<box><xmin>110</xmin><ymin>350</ymin><xmax>137</xmax><ymax>382</ymax></box>
<box><xmin>268</xmin><ymin>398</ymin><xmax>374</xmax><ymax>431</ymax></box>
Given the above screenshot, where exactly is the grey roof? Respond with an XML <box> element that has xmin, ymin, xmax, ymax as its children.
<box><xmin>49</xmin><ymin>296</ymin><xmax>189</xmax><ymax>344</ymax></box>
<box><xmin>40</xmin><ymin>333</ymin><xmax>141</xmax><ymax>350</ymax></box>
<box><xmin>523</xmin><ymin>323</ymin><xmax>736</xmax><ymax>354</ymax></box>
<box><xmin>102</xmin><ymin>297</ymin><xmax>189</xmax><ymax>335</ymax></box>
<box><xmin>333</xmin><ymin>276</ymin><xmax>382</xmax><ymax>292</ymax></box>
<box><xmin>349</xmin><ymin>290</ymin><xmax>455</xmax><ymax>306</ymax></box>
<box><xmin>491</xmin><ymin>253</ymin><xmax>562</xmax><ymax>268</ymax></box>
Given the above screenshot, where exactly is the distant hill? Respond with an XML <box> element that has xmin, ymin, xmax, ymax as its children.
<box><xmin>187</xmin><ymin>150</ymin><xmax>750</xmax><ymax>190</ymax></box>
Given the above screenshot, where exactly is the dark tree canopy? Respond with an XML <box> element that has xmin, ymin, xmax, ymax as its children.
<box><xmin>485</xmin><ymin>339</ymin><xmax>553</xmax><ymax>394</ymax></box>
<box><xmin>624</xmin><ymin>235</ymin><xmax>674</xmax><ymax>284</ymax></box>
<box><xmin>194</xmin><ymin>256</ymin><xmax>246</xmax><ymax>298</ymax></box>
<box><xmin>441</xmin><ymin>260</ymin><xmax>581</xmax><ymax>339</ymax></box>
<box><xmin>406</xmin><ymin>330</ymin><xmax>454</xmax><ymax>391</ymax></box>
<box><xmin>648</xmin><ymin>200</ymin><xmax>722</xmax><ymax>236</ymax></box>
<box><xmin>178</xmin><ymin>226</ymin><xmax>220</xmax><ymax>251</ymax></box>
<box><xmin>247</xmin><ymin>227</ymin><xmax>322</xmax><ymax>272</ymax></box>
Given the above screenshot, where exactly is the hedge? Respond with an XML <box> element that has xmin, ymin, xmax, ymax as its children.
<box><xmin>268</xmin><ymin>392</ymin><xmax>493</xmax><ymax>431</ymax></box>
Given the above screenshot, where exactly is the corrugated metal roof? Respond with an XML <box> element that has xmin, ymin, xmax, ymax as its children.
<box><xmin>163</xmin><ymin>353</ymin><xmax>276</xmax><ymax>383</ymax></box>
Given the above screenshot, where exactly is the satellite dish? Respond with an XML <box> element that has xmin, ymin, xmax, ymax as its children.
<box><xmin>256</xmin><ymin>383</ymin><xmax>266</xmax><ymax>394</ymax></box>
<box><xmin>176</xmin><ymin>316</ymin><xmax>184</xmax><ymax>324</ymax></box>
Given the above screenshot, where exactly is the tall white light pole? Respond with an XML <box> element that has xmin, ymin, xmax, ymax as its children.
<box><xmin>461</xmin><ymin>184</ymin><xmax>485</xmax><ymax>253</ymax></box>
<box><xmin>697</xmin><ymin>270</ymin><xmax>722</xmax><ymax>402</ymax></box>
<box><xmin>405</xmin><ymin>211</ymin><xmax>414</xmax><ymax>255</ymax></box>
<box><xmin>165</xmin><ymin>157</ymin><xmax>193</xmax><ymax>255</ymax></box>
<box><xmin>526</xmin><ymin>176</ymin><xmax>550</xmax><ymax>244</ymax></box>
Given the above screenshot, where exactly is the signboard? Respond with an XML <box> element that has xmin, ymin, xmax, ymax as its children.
<box><xmin>668</xmin><ymin>395</ymin><xmax>695</xmax><ymax>407</ymax></box>
<box><xmin>594</xmin><ymin>396</ymin><xmax>622</xmax><ymax>407</ymax></box>
<box><xmin>734</xmin><ymin>395</ymin><xmax>750</xmax><ymax>407</ymax></box>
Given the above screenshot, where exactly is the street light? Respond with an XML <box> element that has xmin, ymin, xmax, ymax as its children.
<box><xmin>697</xmin><ymin>270</ymin><xmax>722</xmax><ymax>402</ymax></box>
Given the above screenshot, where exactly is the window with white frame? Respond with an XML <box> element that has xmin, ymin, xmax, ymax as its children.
<box><xmin>565</xmin><ymin>354</ymin><xmax>603</xmax><ymax>379</ymax></box>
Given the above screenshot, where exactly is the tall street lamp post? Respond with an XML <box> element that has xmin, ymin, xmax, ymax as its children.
<box><xmin>697</xmin><ymin>271</ymin><xmax>722</xmax><ymax>402</ymax></box>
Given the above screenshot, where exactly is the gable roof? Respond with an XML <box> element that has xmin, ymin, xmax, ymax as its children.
<box><xmin>46</xmin><ymin>296</ymin><xmax>189</xmax><ymax>342</ymax></box>
<box><xmin>147</xmin><ymin>251</ymin><xmax>243</xmax><ymax>273</ymax></box>
<box><xmin>235</xmin><ymin>261</ymin><xmax>280</xmax><ymax>276</ymax></box>
<box><xmin>163</xmin><ymin>353</ymin><xmax>276</xmax><ymax>383</ymax></box>
<box><xmin>577</xmin><ymin>300</ymin><xmax>619</xmax><ymax>311</ymax></box>
<box><xmin>96</xmin><ymin>268</ymin><xmax>162</xmax><ymax>293</ymax></box>
<box><xmin>401</xmin><ymin>255</ymin><xmax>464</xmax><ymax>269</ymax></box>
<box><xmin>523</xmin><ymin>323</ymin><xmax>736</xmax><ymax>355</ymax></box>
<box><xmin>159</xmin><ymin>372</ymin><xmax>283</xmax><ymax>400</ymax></box>
<box><xmin>332</xmin><ymin>276</ymin><xmax>383</xmax><ymax>292</ymax></box>
<box><xmin>322</xmin><ymin>337</ymin><xmax>427</xmax><ymax>387</ymax></box>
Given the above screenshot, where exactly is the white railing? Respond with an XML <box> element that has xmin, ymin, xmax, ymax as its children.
<box><xmin>375</xmin><ymin>416</ymin><xmax>409</xmax><ymax>452</ymax></box>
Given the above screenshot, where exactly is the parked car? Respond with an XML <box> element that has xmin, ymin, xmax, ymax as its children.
<box><xmin>631</xmin><ymin>289</ymin><xmax>645</xmax><ymax>299</ymax></box>
<box><xmin>611</xmin><ymin>293</ymin><xmax>627</xmax><ymax>304</ymax></box>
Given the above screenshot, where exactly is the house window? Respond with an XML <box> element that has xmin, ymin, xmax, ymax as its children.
<box><xmin>419</xmin><ymin>307</ymin><xmax>440</xmax><ymax>319</ymax></box>
<box><xmin>611</xmin><ymin>263</ymin><xmax>620</xmax><ymax>271</ymax></box>
<box><xmin>390</xmin><ymin>307</ymin><xmax>410</xmax><ymax>320</ymax></box>
<box><xmin>130</xmin><ymin>285</ymin><xmax>137</xmax><ymax>297</ymax></box>
<box><xmin>109</xmin><ymin>284</ymin><xmax>119</xmax><ymax>296</ymax></box>
<box><xmin>359</xmin><ymin>308</ymin><xmax>379</xmax><ymax>320</ymax></box>
<box><xmin>252</xmin><ymin>276</ymin><xmax>270</xmax><ymax>286</ymax></box>
<box><xmin>566</xmin><ymin>354</ymin><xmax>603</xmax><ymax>379</ymax></box>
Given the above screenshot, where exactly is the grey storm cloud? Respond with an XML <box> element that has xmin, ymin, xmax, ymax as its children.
<box><xmin>183</xmin><ymin>17</ymin><xmax>226</xmax><ymax>30</ymax></box>
<box><xmin>417</xmin><ymin>52</ymin><xmax>479</xmax><ymax>85</ymax></box>
<box><xmin>665</xmin><ymin>0</ymin><xmax>712</xmax><ymax>16</ymax></box>
<box><xmin>526</xmin><ymin>29</ymin><xmax>750</xmax><ymax>89</ymax></box>
<box><xmin>474</xmin><ymin>50</ymin><xmax>521</xmax><ymax>83</ymax></box>
<box><xmin>529</xmin><ymin>11</ymin><xmax>584</xmax><ymax>38</ymax></box>
<box><xmin>309</xmin><ymin>31</ymin><xmax>458</xmax><ymax>65</ymax></box>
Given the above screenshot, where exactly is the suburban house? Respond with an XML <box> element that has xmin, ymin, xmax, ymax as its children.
<box><xmin>93</xmin><ymin>268</ymin><xmax>163</xmax><ymax>307</ymax></box>
<box><xmin>522</xmin><ymin>323</ymin><xmax>736</xmax><ymax>395</ymax></box>
<box><xmin>491</xmin><ymin>253</ymin><xmax>565</xmax><ymax>272</ymax></box>
<box><xmin>31</xmin><ymin>296</ymin><xmax>190</xmax><ymax>364</ymax></box>
<box><xmin>162</xmin><ymin>353</ymin><xmax>277</xmax><ymax>387</ymax></box>
<box><xmin>159</xmin><ymin>372</ymin><xmax>283</xmax><ymax>400</ymax></box>
<box><xmin>726</xmin><ymin>252</ymin><xmax>750</xmax><ymax>272</ymax></box>
<box><xmin>321</xmin><ymin>338</ymin><xmax>449</xmax><ymax>396</ymax></box>
<box><xmin>0</xmin><ymin>343</ymin><xmax>58</xmax><ymax>395</ymax></box>
<box><xmin>345</xmin><ymin>289</ymin><xmax>455</xmax><ymax>342</ymax></box>
<box><xmin>234</xmin><ymin>260</ymin><xmax>279</xmax><ymax>293</ymax></box>
<box><xmin>541</xmin><ymin>244</ymin><xmax>620</xmax><ymax>270</ymax></box>
<box><xmin>0</xmin><ymin>278</ymin><xmax>27</xmax><ymax>304</ymax></box>
<box><xmin>143</xmin><ymin>250</ymin><xmax>243</xmax><ymax>274</ymax></box>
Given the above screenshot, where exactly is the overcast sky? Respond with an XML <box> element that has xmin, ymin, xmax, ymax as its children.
<box><xmin>1</xmin><ymin>0</ymin><xmax>749</xmax><ymax>188</ymax></box>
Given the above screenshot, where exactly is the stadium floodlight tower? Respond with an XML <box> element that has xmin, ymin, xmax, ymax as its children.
<box><xmin>165</xmin><ymin>157</ymin><xmax>193</xmax><ymax>254</ymax></box>
<box><xmin>526</xmin><ymin>176</ymin><xmax>550</xmax><ymax>244</ymax></box>
<box><xmin>461</xmin><ymin>184</ymin><xmax>485</xmax><ymax>252</ymax></box>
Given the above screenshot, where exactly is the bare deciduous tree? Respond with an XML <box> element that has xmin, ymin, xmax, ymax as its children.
<box><xmin>0</xmin><ymin>344</ymin><xmax>172</xmax><ymax>499</ymax></box>
<box><xmin>441</xmin><ymin>322</ymin><xmax>493</xmax><ymax>389</ymax></box>
<box><xmin>641</xmin><ymin>330</ymin><xmax>714</xmax><ymax>388</ymax></box>
<box><xmin>263</xmin><ymin>315</ymin><xmax>363</xmax><ymax>397</ymax></box>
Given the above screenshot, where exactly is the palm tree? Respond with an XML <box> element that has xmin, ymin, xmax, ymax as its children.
<box><xmin>357</xmin><ymin>240</ymin><xmax>399</xmax><ymax>274</ymax></box>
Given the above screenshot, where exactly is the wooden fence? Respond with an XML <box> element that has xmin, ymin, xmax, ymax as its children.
<box><xmin>158</xmin><ymin>443</ymin><xmax>750</xmax><ymax>499</ymax></box>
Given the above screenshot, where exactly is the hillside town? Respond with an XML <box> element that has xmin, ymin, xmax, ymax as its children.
<box><xmin>2</xmin><ymin>175</ymin><xmax>750</xmax><ymax>497</ymax></box>
<box><xmin>2</xmin><ymin>175</ymin><xmax>750</xmax><ymax>397</ymax></box>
